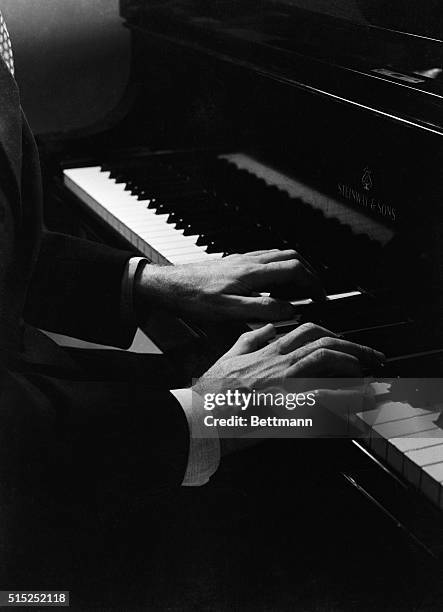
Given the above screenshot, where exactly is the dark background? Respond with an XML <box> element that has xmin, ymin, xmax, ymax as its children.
<box><xmin>2</xmin><ymin>0</ymin><xmax>130</xmax><ymax>136</ymax></box>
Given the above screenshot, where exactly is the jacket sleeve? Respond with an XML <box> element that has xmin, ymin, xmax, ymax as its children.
<box><xmin>0</xmin><ymin>365</ymin><xmax>190</xmax><ymax>502</ymax></box>
<box><xmin>24</xmin><ymin>231</ymin><xmax>138</xmax><ymax>348</ymax></box>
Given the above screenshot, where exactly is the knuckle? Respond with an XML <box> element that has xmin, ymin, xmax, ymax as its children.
<box><xmin>313</xmin><ymin>348</ymin><xmax>330</xmax><ymax>362</ymax></box>
<box><xmin>243</xmin><ymin>264</ymin><xmax>258</xmax><ymax>276</ymax></box>
<box><xmin>298</xmin><ymin>322</ymin><xmax>317</xmax><ymax>334</ymax></box>
<box><xmin>317</xmin><ymin>336</ymin><xmax>334</xmax><ymax>350</ymax></box>
<box><xmin>239</xmin><ymin>331</ymin><xmax>253</xmax><ymax>343</ymax></box>
<box><xmin>268</xmin><ymin>337</ymin><xmax>282</xmax><ymax>354</ymax></box>
<box><xmin>274</xmin><ymin>338</ymin><xmax>286</xmax><ymax>354</ymax></box>
<box><xmin>259</xmin><ymin>296</ymin><xmax>274</xmax><ymax>310</ymax></box>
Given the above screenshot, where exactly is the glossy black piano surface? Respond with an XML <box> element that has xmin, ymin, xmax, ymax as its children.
<box><xmin>36</xmin><ymin>1</ymin><xmax>443</xmax><ymax>607</ymax></box>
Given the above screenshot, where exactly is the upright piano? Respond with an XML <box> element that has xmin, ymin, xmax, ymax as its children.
<box><xmin>39</xmin><ymin>0</ymin><xmax>443</xmax><ymax>596</ymax></box>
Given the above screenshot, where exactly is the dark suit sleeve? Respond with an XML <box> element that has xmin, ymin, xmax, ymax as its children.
<box><xmin>24</xmin><ymin>231</ymin><xmax>138</xmax><ymax>348</ymax></box>
<box><xmin>0</xmin><ymin>365</ymin><xmax>189</xmax><ymax>503</ymax></box>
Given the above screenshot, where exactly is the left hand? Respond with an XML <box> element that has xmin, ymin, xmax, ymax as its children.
<box><xmin>134</xmin><ymin>249</ymin><xmax>324</xmax><ymax>322</ymax></box>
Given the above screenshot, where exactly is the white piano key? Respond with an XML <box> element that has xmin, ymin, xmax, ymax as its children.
<box><xmin>167</xmin><ymin>252</ymin><xmax>212</xmax><ymax>264</ymax></box>
<box><xmin>160</xmin><ymin>246</ymin><xmax>208</xmax><ymax>258</ymax></box>
<box><xmin>147</xmin><ymin>236</ymin><xmax>199</xmax><ymax>250</ymax></box>
<box><xmin>146</xmin><ymin>234</ymin><xmax>199</xmax><ymax>246</ymax></box>
<box><xmin>357</xmin><ymin>402</ymin><xmax>430</xmax><ymax>427</ymax></box>
<box><xmin>127</xmin><ymin>214</ymin><xmax>173</xmax><ymax>227</ymax></box>
<box><xmin>361</xmin><ymin>411</ymin><xmax>441</xmax><ymax>460</ymax></box>
<box><xmin>139</xmin><ymin>227</ymin><xmax>182</xmax><ymax>238</ymax></box>
<box><xmin>421</xmin><ymin>463</ymin><xmax>443</xmax><ymax>508</ymax></box>
<box><xmin>163</xmin><ymin>248</ymin><xmax>208</xmax><ymax>259</ymax></box>
<box><xmin>387</xmin><ymin>429</ymin><xmax>443</xmax><ymax>472</ymax></box>
<box><xmin>403</xmin><ymin>444</ymin><xmax>443</xmax><ymax>488</ymax></box>
<box><xmin>247</xmin><ymin>291</ymin><xmax>364</xmax><ymax>331</ymax></box>
<box><xmin>205</xmin><ymin>253</ymin><xmax>225</xmax><ymax>259</ymax></box>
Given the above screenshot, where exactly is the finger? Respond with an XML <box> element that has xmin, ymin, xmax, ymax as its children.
<box><xmin>243</xmin><ymin>249</ymin><xmax>319</xmax><ymax>277</ymax></box>
<box><xmin>257</xmin><ymin>248</ymin><xmax>320</xmax><ymax>278</ymax></box>
<box><xmin>275</xmin><ymin>322</ymin><xmax>338</xmax><ymax>353</ymax></box>
<box><xmin>243</xmin><ymin>249</ymin><xmax>281</xmax><ymax>257</ymax></box>
<box><xmin>223</xmin><ymin>295</ymin><xmax>297</xmax><ymax>321</ymax></box>
<box><xmin>290</xmin><ymin>251</ymin><xmax>320</xmax><ymax>278</ymax></box>
<box><xmin>224</xmin><ymin>324</ymin><xmax>276</xmax><ymax>357</ymax></box>
<box><xmin>287</xmin><ymin>349</ymin><xmax>363</xmax><ymax>377</ymax></box>
<box><xmin>252</xmin><ymin>249</ymin><xmax>302</xmax><ymax>264</ymax></box>
<box><xmin>247</xmin><ymin>260</ymin><xmax>324</xmax><ymax>299</ymax></box>
<box><xmin>293</xmin><ymin>337</ymin><xmax>385</xmax><ymax>367</ymax></box>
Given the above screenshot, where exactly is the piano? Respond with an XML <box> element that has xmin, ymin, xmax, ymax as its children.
<box><xmin>38</xmin><ymin>0</ymin><xmax>443</xmax><ymax>599</ymax></box>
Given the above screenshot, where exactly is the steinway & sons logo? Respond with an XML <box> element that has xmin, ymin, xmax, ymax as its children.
<box><xmin>361</xmin><ymin>166</ymin><xmax>372</xmax><ymax>191</ymax></box>
<box><xmin>338</xmin><ymin>166</ymin><xmax>396</xmax><ymax>221</ymax></box>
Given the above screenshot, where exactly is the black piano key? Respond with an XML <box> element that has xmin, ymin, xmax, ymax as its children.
<box><xmin>115</xmin><ymin>172</ymin><xmax>181</xmax><ymax>185</ymax></box>
<box><xmin>268</xmin><ymin>293</ymin><xmax>409</xmax><ymax>335</ymax></box>
<box><xmin>342</xmin><ymin>323</ymin><xmax>442</xmax><ymax>359</ymax></box>
<box><xmin>206</xmin><ymin>241</ymin><xmax>226</xmax><ymax>253</ymax></box>
<box><xmin>372</xmin><ymin>353</ymin><xmax>443</xmax><ymax>377</ymax></box>
<box><xmin>148</xmin><ymin>193</ymin><xmax>217</xmax><ymax>212</ymax></box>
<box><xmin>321</xmin><ymin>268</ymin><xmax>357</xmax><ymax>294</ymax></box>
<box><xmin>179</xmin><ymin>220</ymin><xmax>220</xmax><ymax>234</ymax></box>
<box><xmin>137</xmin><ymin>187</ymin><xmax>205</xmax><ymax>201</ymax></box>
<box><xmin>153</xmin><ymin>197</ymin><xmax>216</xmax><ymax>214</ymax></box>
<box><xmin>163</xmin><ymin>206</ymin><xmax>213</xmax><ymax>222</ymax></box>
<box><xmin>171</xmin><ymin>214</ymin><xmax>214</xmax><ymax>229</ymax></box>
<box><xmin>127</xmin><ymin>177</ymin><xmax>195</xmax><ymax>193</ymax></box>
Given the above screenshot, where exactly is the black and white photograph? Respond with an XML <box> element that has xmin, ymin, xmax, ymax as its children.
<box><xmin>1</xmin><ymin>1</ymin><xmax>443</xmax><ymax>610</ymax></box>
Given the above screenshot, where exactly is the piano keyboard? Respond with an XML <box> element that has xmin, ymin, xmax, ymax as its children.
<box><xmin>63</xmin><ymin>152</ymin><xmax>443</xmax><ymax>511</ymax></box>
<box><xmin>63</xmin><ymin>166</ymin><xmax>224</xmax><ymax>265</ymax></box>
<box><xmin>63</xmin><ymin>152</ymin><xmax>390</xmax><ymax>275</ymax></box>
<box><xmin>352</xmin><ymin>385</ymin><xmax>443</xmax><ymax>509</ymax></box>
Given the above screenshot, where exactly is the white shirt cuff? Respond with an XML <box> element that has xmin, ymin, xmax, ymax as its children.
<box><xmin>120</xmin><ymin>257</ymin><xmax>148</xmax><ymax>327</ymax></box>
<box><xmin>171</xmin><ymin>388</ymin><xmax>221</xmax><ymax>487</ymax></box>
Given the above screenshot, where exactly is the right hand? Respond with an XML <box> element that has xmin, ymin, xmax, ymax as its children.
<box><xmin>194</xmin><ymin>322</ymin><xmax>385</xmax><ymax>396</ymax></box>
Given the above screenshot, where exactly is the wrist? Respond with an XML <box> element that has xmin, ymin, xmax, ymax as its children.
<box><xmin>134</xmin><ymin>261</ymin><xmax>169</xmax><ymax>316</ymax></box>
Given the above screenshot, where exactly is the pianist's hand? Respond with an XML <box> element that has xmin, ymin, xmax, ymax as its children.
<box><xmin>194</xmin><ymin>322</ymin><xmax>385</xmax><ymax>395</ymax></box>
<box><xmin>134</xmin><ymin>249</ymin><xmax>324</xmax><ymax>322</ymax></box>
<box><xmin>194</xmin><ymin>322</ymin><xmax>383</xmax><ymax>457</ymax></box>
